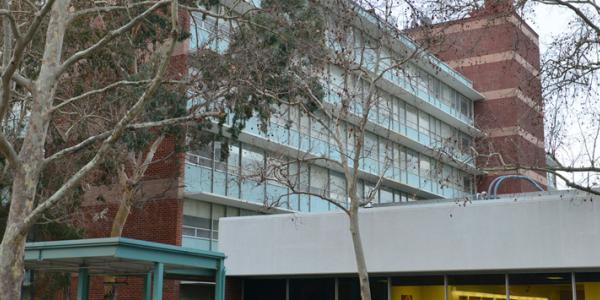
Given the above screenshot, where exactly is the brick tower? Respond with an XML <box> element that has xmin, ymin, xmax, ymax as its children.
<box><xmin>71</xmin><ymin>54</ymin><xmax>188</xmax><ymax>300</ymax></box>
<box><xmin>426</xmin><ymin>0</ymin><xmax>547</xmax><ymax>193</ymax></box>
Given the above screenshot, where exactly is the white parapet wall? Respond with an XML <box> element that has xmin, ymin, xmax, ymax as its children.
<box><xmin>219</xmin><ymin>191</ymin><xmax>600</xmax><ymax>276</ymax></box>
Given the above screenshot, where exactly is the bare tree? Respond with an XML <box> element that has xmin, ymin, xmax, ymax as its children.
<box><xmin>237</xmin><ymin>2</ymin><xmax>479</xmax><ymax>299</ymax></box>
<box><xmin>0</xmin><ymin>0</ymin><xmax>182</xmax><ymax>297</ymax></box>
<box><xmin>0</xmin><ymin>0</ymin><xmax>327</xmax><ymax>297</ymax></box>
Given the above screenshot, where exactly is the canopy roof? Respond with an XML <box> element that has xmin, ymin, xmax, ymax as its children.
<box><xmin>25</xmin><ymin>237</ymin><xmax>225</xmax><ymax>279</ymax></box>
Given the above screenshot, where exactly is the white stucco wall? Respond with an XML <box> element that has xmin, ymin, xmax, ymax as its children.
<box><xmin>219</xmin><ymin>191</ymin><xmax>600</xmax><ymax>276</ymax></box>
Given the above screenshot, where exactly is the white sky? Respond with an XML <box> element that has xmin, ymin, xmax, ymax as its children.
<box><xmin>527</xmin><ymin>4</ymin><xmax>599</xmax><ymax>188</ymax></box>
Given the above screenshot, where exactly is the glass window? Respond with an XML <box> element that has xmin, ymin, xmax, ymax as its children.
<box><xmin>406</xmin><ymin>149</ymin><xmax>419</xmax><ymax>175</ymax></box>
<box><xmin>347</xmin><ymin>125</ymin><xmax>356</xmax><ymax>167</ymax></box>
<box><xmin>225</xmin><ymin>206</ymin><xmax>240</xmax><ymax>217</ymax></box>
<box><xmin>441</xmin><ymin>83</ymin><xmax>453</xmax><ymax>106</ymax></box>
<box><xmin>227</xmin><ymin>142</ymin><xmax>241</xmax><ymax>198</ymax></box>
<box><xmin>310</xmin><ymin>165</ymin><xmax>328</xmax><ymax>196</ymax></box>
<box><xmin>269</xmin><ymin>104</ymin><xmax>290</xmax><ymax>144</ymax></box>
<box><xmin>379</xmin><ymin>139</ymin><xmax>393</xmax><ymax>178</ymax></box>
<box><xmin>211</xmin><ymin>204</ymin><xmax>225</xmax><ymax>240</ymax></box>
<box><xmin>394</xmin><ymin>145</ymin><xmax>406</xmax><ymax>182</ymax></box>
<box><xmin>406</xmin><ymin>104</ymin><xmax>418</xmax><ymax>131</ymax></box>
<box><xmin>391</xmin><ymin>276</ymin><xmax>445</xmax><ymax>300</ymax></box>
<box><xmin>183</xmin><ymin>200</ymin><xmax>212</xmax><ymax>241</ymax></box>
<box><xmin>310</xmin><ymin>115</ymin><xmax>329</xmax><ymax>157</ymax></box>
<box><xmin>576</xmin><ymin>272</ymin><xmax>600</xmax><ymax>300</ymax></box>
<box><xmin>213</xmin><ymin>142</ymin><xmax>227</xmax><ymax>195</ymax></box>
<box><xmin>460</xmin><ymin>96</ymin><xmax>469</xmax><ymax>117</ymax></box>
<box><xmin>363</xmin><ymin>132</ymin><xmax>379</xmax><ymax>174</ymax></box>
<box><xmin>379</xmin><ymin>93</ymin><xmax>393</xmax><ymax>129</ymax></box>
<box><xmin>356</xmin><ymin>180</ymin><xmax>365</xmax><ymax>203</ymax></box>
<box><xmin>461</xmin><ymin>133</ymin><xmax>472</xmax><ymax>153</ymax></box>
<box><xmin>380</xmin><ymin>188</ymin><xmax>393</xmax><ymax>204</ymax></box>
<box><xmin>290</xmin><ymin>278</ymin><xmax>335</xmax><ymax>300</ymax></box>
<box><xmin>189</xmin><ymin>13</ymin><xmax>217</xmax><ymax>50</ymax></box>
<box><xmin>338</xmin><ymin>277</ymin><xmax>389</xmax><ymax>300</ymax></box>
<box><xmin>330</xmin><ymin>122</ymin><xmax>344</xmax><ymax>162</ymax></box>
<box><xmin>429</xmin><ymin>76</ymin><xmax>441</xmax><ymax>99</ymax></box>
<box><xmin>289</xmin><ymin>105</ymin><xmax>300</xmax><ymax>148</ymax></box>
<box><xmin>462</xmin><ymin>173</ymin><xmax>473</xmax><ymax>193</ymax></box>
<box><xmin>241</xmin><ymin>145</ymin><xmax>264</xmax><ymax>176</ymax></box>
<box><xmin>266</xmin><ymin>155</ymin><xmax>289</xmax><ymax>207</ymax></box>
<box><xmin>188</xmin><ymin>140</ymin><xmax>213</xmax><ymax>167</ymax></box>
<box><xmin>299</xmin><ymin>111</ymin><xmax>311</xmax><ymax>151</ymax></box>
<box><xmin>419</xmin><ymin>155</ymin><xmax>431</xmax><ymax>179</ymax></box>
<box><xmin>442</xmin><ymin>123</ymin><xmax>453</xmax><ymax>140</ymax></box>
<box><xmin>365</xmin><ymin>183</ymin><xmax>379</xmax><ymax>204</ymax></box>
<box><xmin>448</xmin><ymin>274</ymin><xmax>506</xmax><ymax>300</ymax></box>
<box><xmin>329</xmin><ymin>172</ymin><xmax>347</xmax><ymax>208</ymax></box>
<box><xmin>419</xmin><ymin>112</ymin><xmax>430</xmax><ymax>137</ymax></box>
<box><xmin>397</xmin><ymin>99</ymin><xmax>406</xmax><ymax>133</ymax></box>
<box><xmin>508</xmin><ymin>273</ymin><xmax>571</xmax><ymax>300</ymax></box>
<box><xmin>244</xmin><ymin>279</ymin><xmax>287</xmax><ymax>300</ymax></box>
<box><xmin>298</xmin><ymin>163</ymin><xmax>310</xmax><ymax>212</ymax></box>
<box><xmin>241</xmin><ymin>145</ymin><xmax>265</xmax><ymax>203</ymax></box>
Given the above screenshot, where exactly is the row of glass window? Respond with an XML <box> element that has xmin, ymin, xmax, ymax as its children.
<box><xmin>182</xmin><ymin>200</ymin><xmax>257</xmax><ymax>251</ymax></box>
<box><xmin>247</xmin><ymin>108</ymin><xmax>475</xmax><ymax>195</ymax></box>
<box><xmin>188</xmin><ymin>8</ymin><xmax>476</xmax><ymax>132</ymax></box>
<box><xmin>243</xmin><ymin>273</ymin><xmax>600</xmax><ymax>300</ymax></box>
<box><xmin>325</xmin><ymin>26</ymin><xmax>475</xmax><ymax>125</ymax></box>
<box><xmin>184</xmin><ymin>139</ymin><xmax>474</xmax><ymax>213</ymax></box>
<box><xmin>322</xmin><ymin>66</ymin><xmax>474</xmax><ymax>163</ymax></box>
<box><xmin>190</xmin><ymin>43</ymin><xmax>475</xmax><ymax>166</ymax></box>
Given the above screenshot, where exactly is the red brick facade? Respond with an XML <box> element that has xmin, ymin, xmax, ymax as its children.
<box><xmin>425</xmin><ymin>0</ymin><xmax>547</xmax><ymax>194</ymax></box>
<box><xmin>71</xmin><ymin>57</ymin><xmax>188</xmax><ymax>299</ymax></box>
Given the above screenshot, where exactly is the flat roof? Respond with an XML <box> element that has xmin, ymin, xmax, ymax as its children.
<box><xmin>219</xmin><ymin>189</ymin><xmax>600</xmax><ymax>276</ymax></box>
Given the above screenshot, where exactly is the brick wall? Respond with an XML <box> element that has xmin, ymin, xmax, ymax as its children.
<box><xmin>421</xmin><ymin>0</ymin><xmax>547</xmax><ymax>194</ymax></box>
<box><xmin>69</xmin><ymin>49</ymin><xmax>188</xmax><ymax>299</ymax></box>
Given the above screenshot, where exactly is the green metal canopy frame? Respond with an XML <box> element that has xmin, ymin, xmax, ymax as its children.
<box><xmin>24</xmin><ymin>237</ymin><xmax>226</xmax><ymax>300</ymax></box>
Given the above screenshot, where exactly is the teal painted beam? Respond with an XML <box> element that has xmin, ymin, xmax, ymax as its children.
<box><xmin>214</xmin><ymin>260</ymin><xmax>225</xmax><ymax>300</ymax></box>
<box><xmin>153</xmin><ymin>262</ymin><xmax>164</xmax><ymax>300</ymax></box>
<box><xmin>166</xmin><ymin>268</ymin><xmax>215</xmax><ymax>277</ymax></box>
<box><xmin>25</xmin><ymin>246</ymin><xmax>117</xmax><ymax>261</ymax></box>
<box><xmin>115</xmin><ymin>247</ymin><xmax>218</xmax><ymax>269</ymax></box>
<box><xmin>143</xmin><ymin>272</ymin><xmax>152</xmax><ymax>300</ymax></box>
<box><xmin>76</xmin><ymin>267</ymin><xmax>89</xmax><ymax>300</ymax></box>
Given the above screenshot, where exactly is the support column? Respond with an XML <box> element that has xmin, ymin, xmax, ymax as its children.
<box><xmin>143</xmin><ymin>272</ymin><xmax>152</xmax><ymax>300</ymax></box>
<box><xmin>153</xmin><ymin>262</ymin><xmax>164</xmax><ymax>300</ymax></box>
<box><xmin>215</xmin><ymin>259</ymin><xmax>226</xmax><ymax>300</ymax></box>
<box><xmin>76</xmin><ymin>267</ymin><xmax>89</xmax><ymax>300</ymax></box>
<box><xmin>444</xmin><ymin>275</ymin><xmax>449</xmax><ymax>300</ymax></box>
<box><xmin>572</xmin><ymin>272</ymin><xmax>577</xmax><ymax>300</ymax></box>
<box><xmin>387</xmin><ymin>277</ymin><xmax>392</xmax><ymax>300</ymax></box>
<box><xmin>505</xmin><ymin>274</ymin><xmax>510</xmax><ymax>300</ymax></box>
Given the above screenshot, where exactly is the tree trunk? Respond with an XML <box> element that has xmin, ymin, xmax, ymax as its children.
<box><xmin>0</xmin><ymin>226</ymin><xmax>28</xmax><ymax>299</ymax></box>
<box><xmin>103</xmin><ymin>176</ymin><xmax>135</xmax><ymax>299</ymax></box>
<box><xmin>0</xmin><ymin>0</ymin><xmax>70</xmax><ymax>297</ymax></box>
<box><xmin>110</xmin><ymin>173</ymin><xmax>136</xmax><ymax>238</ymax></box>
<box><xmin>349</xmin><ymin>204</ymin><xmax>372</xmax><ymax>300</ymax></box>
<box><xmin>0</xmin><ymin>166</ymin><xmax>43</xmax><ymax>299</ymax></box>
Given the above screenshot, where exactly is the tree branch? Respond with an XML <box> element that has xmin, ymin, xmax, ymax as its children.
<box><xmin>23</xmin><ymin>0</ymin><xmax>180</xmax><ymax>231</ymax></box>
<box><xmin>58</xmin><ymin>0</ymin><xmax>171</xmax><ymax>77</ymax></box>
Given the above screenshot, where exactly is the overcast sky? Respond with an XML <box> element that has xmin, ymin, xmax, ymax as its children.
<box><xmin>527</xmin><ymin>4</ymin><xmax>599</xmax><ymax>188</ymax></box>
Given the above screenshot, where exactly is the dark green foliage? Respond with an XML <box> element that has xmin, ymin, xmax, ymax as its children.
<box><xmin>189</xmin><ymin>0</ymin><xmax>327</xmax><ymax>139</ymax></box>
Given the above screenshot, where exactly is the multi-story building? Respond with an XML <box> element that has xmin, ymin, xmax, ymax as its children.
<box><xmin>181</xmin><ymin>0</ymin><xmax>484</xmax><ymax>252</ymax></box>
<box><xmin>75</xmin><ymin>0</ymin><xmax>548</xmax><ymax>299</ymax></box>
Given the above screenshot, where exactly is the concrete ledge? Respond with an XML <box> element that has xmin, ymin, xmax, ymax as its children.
<box><xmin>220</xmin><ymin>190</ymin><xmax>600</xmax><ymax>276</ymax></box>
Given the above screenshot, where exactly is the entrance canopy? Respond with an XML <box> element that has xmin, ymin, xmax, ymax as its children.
<box><xmin>25</xmin><ymin>237</ymin><xmax>226</xmax><ymax>300</ymax></box>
